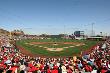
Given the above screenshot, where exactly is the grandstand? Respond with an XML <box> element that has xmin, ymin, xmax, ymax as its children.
<box><xmin>0</xmin><ymin>28</ymin><xmax>110</xmax><ymax>73</ymax></box>
<box><xmin>0</xmin><ymin>0</ymin><xmax>110</xmax><ymax>72</ymax></box>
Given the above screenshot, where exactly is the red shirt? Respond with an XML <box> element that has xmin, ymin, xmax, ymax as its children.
<box><xmin>9</xmin><ymin>66</ymin><xmax>18</xmax><ymax>73</ymax></box>
<box><xmin>47</xmin><ymin>69</ymin><xmax>51</xmax><ymax>73</ymax></box>
<box><xmin>51</xmin><ymin>69</ymin><xmax>58</xmax><ymax>73</ymax></box>
<box><xmin>28</xmin><ymin>63</ymin><xmax>33</xmax><ymax>67</ymax></box>
<box><xmin>67</xmin><ymin>68</ymin><xmax>73</xmax><ymax>73</ymax></box>
<box><xmin>85</xmin><ymin>65</ymin><xmax>93</xmax><ymax>72</ymax></box>
<box><xmin>101</xmin><ymin>69</ymin><xmax>107</xmax><ymax>73</ymax></box>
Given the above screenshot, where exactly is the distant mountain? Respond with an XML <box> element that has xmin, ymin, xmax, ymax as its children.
<box><xmin>0</xmin><ymin>28</ymin><xmax>9</xmax><ymax>35</ymax></box>
<box><xmin>11</xmin><ymin>30</ymin><xmax>24</xmax><ymax>36</ymax></box>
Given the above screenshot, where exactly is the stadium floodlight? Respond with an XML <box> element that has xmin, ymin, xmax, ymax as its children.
<box><xmin>91</xmin><ymin>23</ymin><xmax>95</xmax><ymax>36</ymax></box>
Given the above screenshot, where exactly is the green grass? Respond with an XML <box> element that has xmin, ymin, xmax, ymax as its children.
<box><xmin>16</xmin><ymin>38</ymin><xmax>99</xmax><ymax>57</ymax></box>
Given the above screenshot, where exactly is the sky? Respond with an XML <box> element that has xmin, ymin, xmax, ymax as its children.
<box><xmin>0</xmin><ymin>0</ymin><xmax>110</xmax><ymax>35</ymax></box>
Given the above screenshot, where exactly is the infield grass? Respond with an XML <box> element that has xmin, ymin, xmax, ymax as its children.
<box><xmin>16</xmin><ymin>38</ymin><xmax>99</xmax><ymax>57</ymax></box>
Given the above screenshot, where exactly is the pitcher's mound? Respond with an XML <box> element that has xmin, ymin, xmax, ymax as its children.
<box><xmin>47</xmin><ymin>48</ymin><xmax>63</xmax><ymax>51</ymax></box>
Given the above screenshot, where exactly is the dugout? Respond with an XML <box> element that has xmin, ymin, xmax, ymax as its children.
<box><xmin>87</xmin><ymin>36</ymin><xmax>104</xmax><ymax>41</ymax></box>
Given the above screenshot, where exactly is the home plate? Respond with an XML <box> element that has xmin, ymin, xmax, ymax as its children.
<box><xmin>44</xmin><ymin>47</ymin><xmax>48</xmax><ymax>48</ymax></box>
<box><xmin>39</xmin><ymin>46</ymin><xmax>43</xmax><ymax>47</ymax></box>
<box><xmin>63</xmin><ymin>47</ymin><xmax>69</xmax><ymax>48</ymax></box>
<box><xmin>70</xmin><ymin>46</ymin><xmax>75</xmax><ymax>47</ymax></box>
<box><xmin>47</xmin><ymin>48</ymin><xmax>63</xmax><ymax>51</ymax></box>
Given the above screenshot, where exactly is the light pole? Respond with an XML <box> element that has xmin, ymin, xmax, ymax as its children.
<box><xmin>91</xmin><ymin>23</ymin><xmax>95</xmax><ymax>36</ymax></box>
<box><xmin>64</xmin><ymin>25</ymin><xmax>66</xmax><ymax>42</ymax></box>
<box><xmin>83</xmin><ymin>23</ymin><xmax>95</xmax><ymax>36</ymax></box>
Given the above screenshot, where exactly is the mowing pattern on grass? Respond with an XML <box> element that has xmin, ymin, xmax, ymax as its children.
<box><xmin>16</xmin><ymin>39</ymin><xmax>98</xmax><ymax>57</ymax></box>
<box><xmin>25</xmin><ymin>42</ymin><xmax>85</xmax><ymax>52</ymax></box>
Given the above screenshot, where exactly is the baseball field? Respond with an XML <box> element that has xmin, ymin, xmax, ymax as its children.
<box><xmin>16</xmin><ymin>38</ymin><xmax>99</xmax><ymax>57</ymax></box>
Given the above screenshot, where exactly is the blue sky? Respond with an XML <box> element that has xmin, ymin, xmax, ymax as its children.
<box><xmin>0</xmin><ymin>0</ymin><xmax>110</xmax><ymax>35</ymax></box>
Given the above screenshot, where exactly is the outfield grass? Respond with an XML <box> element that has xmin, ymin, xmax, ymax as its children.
<box><xmin>16</xmin><ymin>39</ymin><xmax>99</xmax><ymax>57</ymax></box>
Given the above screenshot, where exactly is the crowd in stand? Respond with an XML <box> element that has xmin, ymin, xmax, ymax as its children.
<box><xmin>0</xmin><ymin>38</ymin><xmax>110</xmax><ymax>73</ymax></box>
